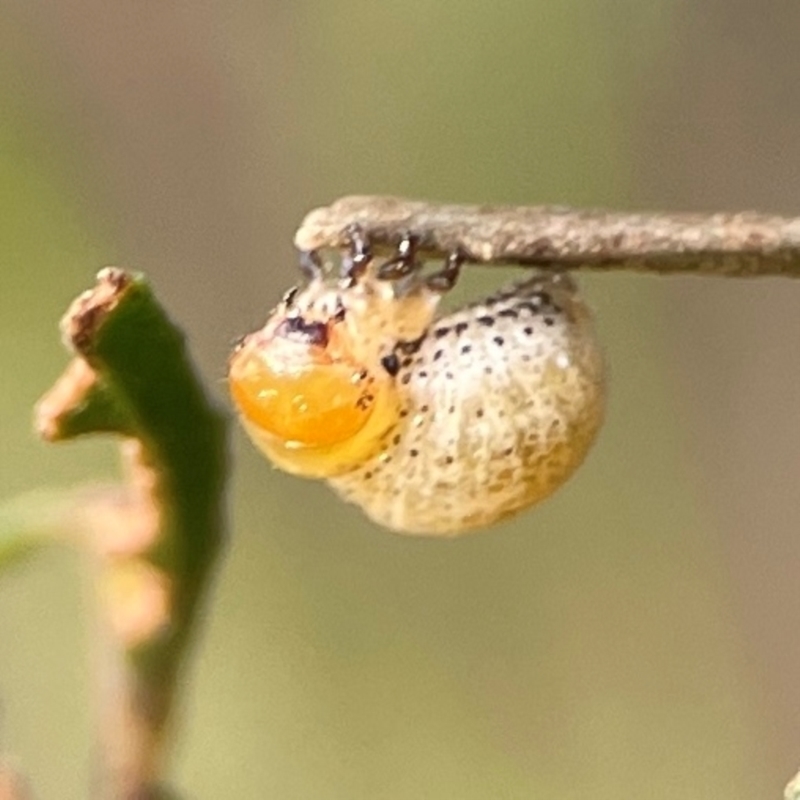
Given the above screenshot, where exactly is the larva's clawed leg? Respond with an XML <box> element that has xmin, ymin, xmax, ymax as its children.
<box><xmin>377</xmin><ymin>233</ymin><xmax>421</xmax><ymax>281</ymax></box>
<box><xmin>515</xmin><ymin>267</ymin><xmax>578</xmax><ymax>303</ymax></box>
<box><xmin>299</xmin><ymin>249</ymin><xmax>324</xmax><ymax>282</ymax></box>
<box><xmin>426</xmin><ymin>250</ymin><xmax>465</xmax><ymax>293</ymax></box>
<box><xmin>341</xmin><ymin>223</ymin><xmax>373</xmax><ymax>285</ymax></box>
<box><xmin>281</xmin><ymin>285</ymin><xmax>300</xmax><ymax>308</ymax></box>
<box><xmin>549</xmin><ymin>269</ymin><xmax>578</xmax><ymax>294</ymax></box>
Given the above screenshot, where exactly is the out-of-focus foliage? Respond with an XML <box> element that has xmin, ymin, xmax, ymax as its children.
<box><xmin>2</xmin><ymin>1</ymin><xmax>798</xmax><ymax>799</ymax></box>
<box><xmin>0</xmin><ymin>491</ymin><xmax>77</xmax><ymax>571</ymax></box>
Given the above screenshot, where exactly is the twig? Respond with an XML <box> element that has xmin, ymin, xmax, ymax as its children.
<box><xmin>295</xmin><ymin>195</ymin><xmax>800</xmax><ymax>277</ymax></box>
<box><xmin>34</xmin><ymin>269</ymin><xmax>228</xmax><ymax>800</ymax></box>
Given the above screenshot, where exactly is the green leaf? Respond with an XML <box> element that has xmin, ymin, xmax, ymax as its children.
<box><xmin>0</xmin><ymin>489</ymin><xmax>78</xmax><ymax>571</ymax></box>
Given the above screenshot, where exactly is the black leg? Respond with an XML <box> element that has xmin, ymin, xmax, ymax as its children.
<box><xmin>549</xmin><ymin>269</ymin><xmax>577</xmax><ymax>293</ymax></box>
<box><xmin>515</xmin><ymin>267</ymin><xmax>576</xmax><ymax>295</ymax></box>
<box><xmin>426</xmin><ymin>250</ymin><xmax>465</xmax><ymax>293</ymax></box>
<box><xmin>298</xmin><ymin>249</ymin><xmax>323</xmax><ymax>282</ymax></box>
<box><xmin>332</xmin><ymin>296</ymin><xmax>346</xmax><ymax>322</ymax></box>
<box><xmin>281</xmin><ymin>285</ymin><xmax>300</xmax><ymax>307</ymax></box>
<box><xmin>377</xmin><ymin>232</ymin><xmax>421</xmax><ymax>281</ymax></box>
<box><xmin>341</xmin><ymin>223</ymin><xmax>373</xmax><ymax>284</ymax></box>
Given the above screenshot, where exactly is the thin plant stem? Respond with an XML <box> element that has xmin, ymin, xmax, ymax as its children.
<box><xmin>295</xmin><ymin>195</ymin><xmax>800</xmax><ymax>277</ymax></box>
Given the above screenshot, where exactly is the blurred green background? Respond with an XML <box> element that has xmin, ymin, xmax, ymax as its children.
<box><xmin>2</xmin><ymin>1</ymin><xmax>799</xmax><ymax>798</ymax></box>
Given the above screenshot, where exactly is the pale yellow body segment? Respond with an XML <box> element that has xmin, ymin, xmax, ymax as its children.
<box><xmin>329</xmin><ymin>276</ymin><xmax>605</xmax><ymax>534</ymax></box>
<box><xmin>229</xmin><ymin>266</ymin><xmax>605</xmax><ymax>536</ymax></box>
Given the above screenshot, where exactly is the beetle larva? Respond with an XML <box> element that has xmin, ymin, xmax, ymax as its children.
<box><xmin>228</xmin><ymin>230</ymin><xmax>606</xmax><ymax>535</ymax></box>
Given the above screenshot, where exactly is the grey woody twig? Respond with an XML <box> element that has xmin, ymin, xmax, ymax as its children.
<box><xmin>295</xmin><ymin>195</ymin><xmax>800</xmax><ymax>277</ymax></box>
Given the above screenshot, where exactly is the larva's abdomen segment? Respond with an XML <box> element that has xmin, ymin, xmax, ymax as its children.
<box><xmin>329</xmin><ymin>278</ymin><xmax>605</xmax><ymax>535</ymax></box>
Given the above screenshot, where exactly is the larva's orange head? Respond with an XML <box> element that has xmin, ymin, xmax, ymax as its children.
<box><xmin>230</xmin><ymin>316</ymin><xmax>374</xmax><ymax>449</ymax></box>
<box><xmin>229</xmin><ymin>275</ymin><xmax>436</xmax><ymax>477</ymax></box>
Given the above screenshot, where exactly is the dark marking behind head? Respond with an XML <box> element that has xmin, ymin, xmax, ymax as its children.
<box><xmin>276</xmin><ymin>316</ymin><xmax>329</xmax><ymax>346</ymax></box>
<box><xmin>381</xmin><ymin>353</ymin><xmax>400</xmax><ymax>376</ymax></box>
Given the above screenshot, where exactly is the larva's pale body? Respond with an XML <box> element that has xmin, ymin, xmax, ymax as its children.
<box><xmin>229</xmin><ymin>244</ymin><xmax>605</xmax><ymax>536</ymax></box>
<box><xmin>330</xmin><ymin>278</ymin><xmax>604</xmax><ymax>534</ymax></box>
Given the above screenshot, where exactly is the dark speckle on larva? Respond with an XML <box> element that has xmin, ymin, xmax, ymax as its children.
<box><xmin>329</xmin><ymin>272</ymin><xmax>605</xmax><ymax>535</ymax></box>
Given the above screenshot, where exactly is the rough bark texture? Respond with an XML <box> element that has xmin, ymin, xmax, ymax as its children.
<box><xmin>296</xmin><ymin>195</ymin><xmax>800</xmax><ymax>277</ymax></box>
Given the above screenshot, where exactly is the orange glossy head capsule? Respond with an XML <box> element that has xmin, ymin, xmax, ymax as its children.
<box><xmin>229</xmin><ymin>318</ymin><xmax>375</xmax><ymax>448</ymax></box>
<box><xmin>229</xmin><ymin>307</ymin><xmax>399</xmax><ymax>478</ymax></box>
